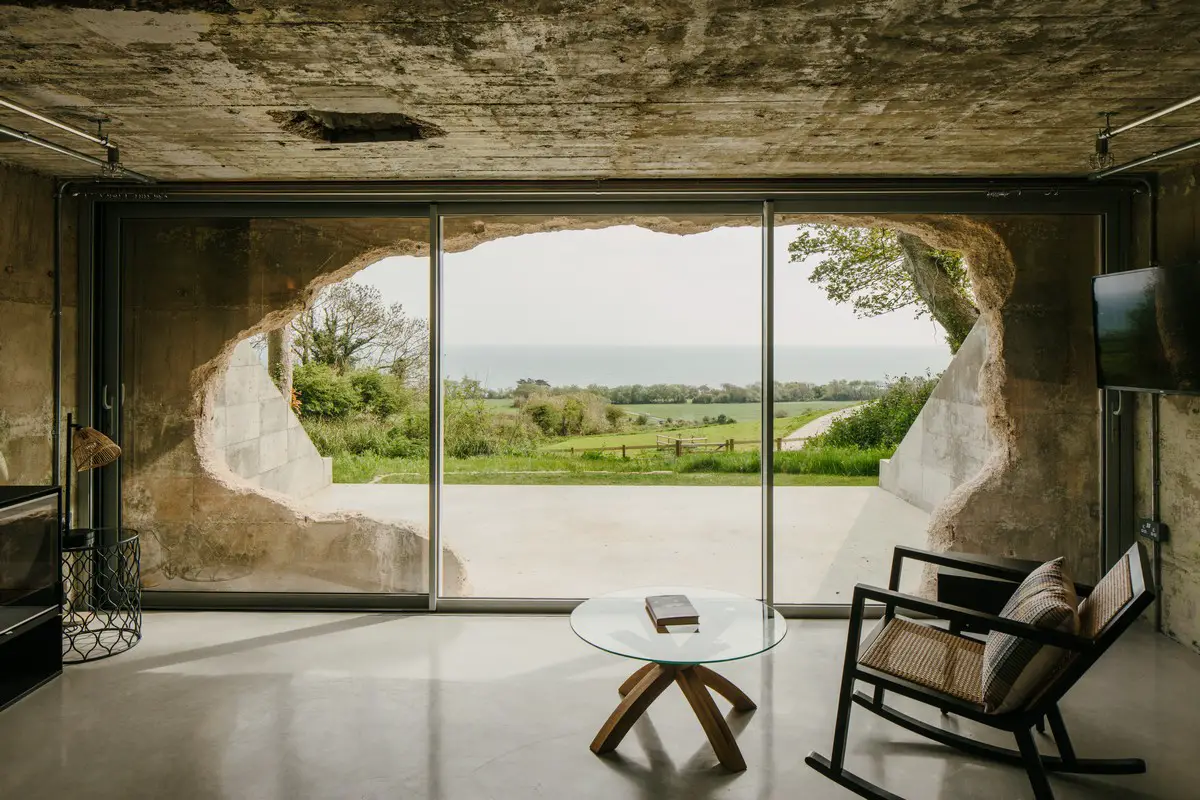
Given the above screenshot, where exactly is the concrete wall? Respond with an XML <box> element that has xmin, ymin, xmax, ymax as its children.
<box><xmin>122</xmin><ymin>216</ymin><xmax>467</xmax><ymax>593</ymax></box>
<box><xmin>1133</xmin><ymin>164</ymin><xmax>1200</xmax><ymax>653</ymax></box>
<box><xmin>925</xmin><ymin>216</ymin><xmax>1102</xmax><ymax>582</ymax></box>
<box><xmin>880</xmin><ymin>321</ymin><xmax>993</xmax><ymax>512</ymax></box>
<box><xmin>808</xmin><ymin>215</ymin><xmax>1103</xmax><ymax>583</ymax></box>
<box><xmin>213</xmin><ymin>339</ymin><xmax>331</xmax><ymax>498</ymax></box>
<box><xmin>0</xmin><ymin>162</ymin><xmax>75</xmax><ymax>487</ymax></box>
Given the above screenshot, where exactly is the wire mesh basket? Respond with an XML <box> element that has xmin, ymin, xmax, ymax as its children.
<box><xmin>62</xmin><ymin>529</ymin><xmax>142</xmax><ymax>663</ymax></box>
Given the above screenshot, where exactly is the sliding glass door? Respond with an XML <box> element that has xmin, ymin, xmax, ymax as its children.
<box><xmin>439</xmin><ymin>212</ymin><xmax>763</xmax><ymax>599</ymax></box>
<box><xmin>91</xmin><ymin>189</ymin><xmax>1123</xmax><ymax>610</ymax></box>
<box><xmin>117</xmin><ymin>211</ymin><xmax>434</xmax><ymax>596</ymax></box>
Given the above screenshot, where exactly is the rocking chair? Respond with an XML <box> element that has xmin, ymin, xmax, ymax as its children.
<box><xmin>806</xmin><ymin>542</ymin><xmax>1154</xmax><ymax>800</ymax></box>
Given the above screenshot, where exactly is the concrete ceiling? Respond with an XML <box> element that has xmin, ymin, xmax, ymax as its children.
<box><xmin>1</xmin><ymin>0</ymin><xmax>1199</xmax><ymax>181</ymax></box>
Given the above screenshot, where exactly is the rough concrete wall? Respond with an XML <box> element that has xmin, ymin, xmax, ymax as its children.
<box><xmin>880</xmin><ymin>321</ymin><xmax>992</xmax><ymax>512</ymax></box>
<box><xmin>123</xmin><ymin>216</ymin><xmax>465</xmax><ymax>593</ymax></box>
<box><xmin>779</xmin><ymin>213</ymin><xmax>1103</xmax><ymax>581</ymax></box>
<box><xmin>213</xmin><ymin>339</ymin><xmax>331</xmax><ymax>499</ymax></box>
<box><xmin>0</xmin><ymin>162</ymin><xmax>75</xmax><ymax>487</ymax></box>
<box><xmin>1133</xmin><ymin>163</ymin><xmax>1200</xmax><ymax>653</ymax></box>
<box><xmin>922</xmin><ymin>216</ymin><xmax>1102</xmax><ymax>582</ymax></box>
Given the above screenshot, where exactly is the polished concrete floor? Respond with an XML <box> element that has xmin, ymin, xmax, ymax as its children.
<box><xmin>2</xmin><ymin>614</ymin><xmax>1198</xmax><ymax>799</ymax></box>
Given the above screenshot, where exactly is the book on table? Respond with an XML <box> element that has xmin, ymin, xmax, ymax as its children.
<box><xmin>645</xmin><ymin>594</ymin><xmax>699</xmax><ymax>628</ymax></box>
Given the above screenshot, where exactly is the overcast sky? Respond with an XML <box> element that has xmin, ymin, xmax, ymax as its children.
<box><xmin>352</xmin><ymin>224</ymin><xmax>947</xmax><ymax>348</ymax></box>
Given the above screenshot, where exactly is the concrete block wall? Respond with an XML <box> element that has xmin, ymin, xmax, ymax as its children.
<box><xmin>880</xmin><ymin>322</ymin><xmax>993</xmax><ymax>512</ymax></box>
<box><xmin>211</xmin><ymin>339</ymin><xmax>331</xmax><ymax>498</ymax></box>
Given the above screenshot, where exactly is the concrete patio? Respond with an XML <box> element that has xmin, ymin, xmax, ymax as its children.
<box><xmin>308</xmin><ymin>485</ymin><xmax>928</xmax><ymax>601</ymax></box>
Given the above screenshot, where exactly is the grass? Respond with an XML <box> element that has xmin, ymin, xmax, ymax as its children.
<box><xmin>543</xmin><ymin>407</ymin><xmax>833</xmax><ymax>451</ymax></box>
<box><xmin>617</xmin><ymin>400</ymin><xmax>855</xmax><ymax>422</ymax></box>
<box><xmin>483</xmin><ymin>399</ymin><xmax>519</xmax><ymax>414</ymax></box>
<box><xmin>333</xmin><ymin>444</ymin><xmax>889</xmax><ymax>486</ymax></box>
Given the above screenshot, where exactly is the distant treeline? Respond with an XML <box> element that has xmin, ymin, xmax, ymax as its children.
<box><xmin>486</xmin><ymin>378</ymin><xmax>886</xmax><ymax>404</ymax></box>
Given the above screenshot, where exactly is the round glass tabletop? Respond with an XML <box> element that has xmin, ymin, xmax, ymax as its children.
<box><xmin>570</xmin><ymin>586</ymin><xmax>787</xmax><ymax>666</ymax></box>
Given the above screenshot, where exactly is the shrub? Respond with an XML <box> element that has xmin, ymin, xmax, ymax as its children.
<box><xmin>523</xmin><ymin>397</ymin><xmax>563</xmax><ymax>436</ymax></box>
<box><xmin>302</xmin><ymin>416</ymin><xmax>426</xmax><ymax>459</ymax></box>
<box><xmin>520</xmin><ymin>391</ymin><xmax>614</xmax><ymax>437</ymax></box>
<box><xmin>604</xmin><ymin>405</ymin><xmax>625</xmax><ymax>427</ymax></box>
<box><xmin>350</xmin><ymin>369</ymin><xmax>411</xmax><ymax>418</ymax></box>
<box><xmin>293</xmin><ymin>363</ymin><xmax>359</xmax><ymax>419</ymax></box>
<box><xmin>444</xmin><ymin>380</ymin><xmax>542</xmax><ymax>458</ymax></box>
<box><xmin>812</xmin><ymin>375</ymin><xmax>938</xmax><ymax>450</ymax></box>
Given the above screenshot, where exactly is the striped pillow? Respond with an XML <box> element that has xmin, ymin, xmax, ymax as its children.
<box><xmin>981</xmin><ymin>557</ymin><xmax>1079</xmax><ymax>714</ymax></box>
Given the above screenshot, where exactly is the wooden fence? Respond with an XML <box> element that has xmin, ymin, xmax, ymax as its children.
<box><xmin>561</xmin><ymin>436</ymin><xmax>787</xmax><ymax>458</ymax></box>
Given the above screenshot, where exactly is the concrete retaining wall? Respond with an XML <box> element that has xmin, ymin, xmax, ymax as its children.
<box><xmin>212</xmin><ymin>339</ymin><xmax>331</xmax><ymax>498</ymax></box>
<box><xmin>880</xmin><ymin>322</ymin><xmax>992</xmax><ymax>512</ymax></box>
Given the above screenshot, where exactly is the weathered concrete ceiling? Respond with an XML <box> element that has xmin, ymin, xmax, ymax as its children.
<box><xmin>1</xmin><ymin>1</ymin><xmax>1199</xmax><ymax>180</ymax></box>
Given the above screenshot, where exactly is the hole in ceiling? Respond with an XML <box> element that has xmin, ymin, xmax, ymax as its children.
<box><xmin>270</xmin><ymin>110</ymin><xmax>447</xmax><ymax>144</ymax></box>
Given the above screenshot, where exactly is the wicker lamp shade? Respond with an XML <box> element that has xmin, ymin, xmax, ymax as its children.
<box><xmin>71</xmin><ymin>426</ymin><xmax>121</xmax><ymax>472</ymax></box>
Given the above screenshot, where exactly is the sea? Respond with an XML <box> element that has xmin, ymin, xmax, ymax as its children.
<box><xmin>443</xmin><ymin>345</ymin><xmax>951</xmax><ymax>389</ymax></box>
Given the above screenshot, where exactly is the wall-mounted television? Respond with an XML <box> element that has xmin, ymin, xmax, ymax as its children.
<box><xmin>1093</xmin><ymin>266</ymin><xmax>1200</xmax><ymax>394</ymax></box>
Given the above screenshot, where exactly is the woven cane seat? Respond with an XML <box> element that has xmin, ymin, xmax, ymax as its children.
<box><xmin>859</xmin><ymin>618</ymin><xmax>985</xmax><ymax>706</ymax></box>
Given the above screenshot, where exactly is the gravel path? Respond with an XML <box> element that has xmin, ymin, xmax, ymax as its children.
<box><xmin>781</xmin><ymin>404</ymin><xmax>865</xmax><ymax>450</ymax></box>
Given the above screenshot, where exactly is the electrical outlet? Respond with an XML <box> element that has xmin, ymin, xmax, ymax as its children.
<box><xmin>1138</xmin><ymin>518</ymin><xmax>1170</xmax><ymax>543</ymax></box>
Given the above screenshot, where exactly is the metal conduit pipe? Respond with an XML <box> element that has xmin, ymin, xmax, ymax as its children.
<box><xmin>1100</xmin><ymin>91</ymin><xmax>1200</xmax><ymax>140</ymax></box>
<box><xmin>1090</xmin><ymin>134</ymin><xmax>1200</xmax><ymax>180</ymax></box>
<box><xmin>0</xmin><ymin>121</ymin><xmax>154</xmax><ymax>183</ymax></box>
<box><xmin>0</xmin><ymin>96</ymin><xmax>110</xmax><ymax>148</ymax></box>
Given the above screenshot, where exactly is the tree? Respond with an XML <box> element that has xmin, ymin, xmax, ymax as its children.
<box><xmin>291</xmin><ymin>283</ymin><xmax>429</xmax><ymax>380</ymax></box>
<box><xmin>788</xmin><ymin>225</ymin><xmax>979</xmax><ymax>352</ymax></box>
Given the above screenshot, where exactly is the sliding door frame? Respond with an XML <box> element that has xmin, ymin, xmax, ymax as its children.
<box><xmin>79</xmin><ymin>178</ymin><xmax>1137</xmax><ymax>616</ymax></box>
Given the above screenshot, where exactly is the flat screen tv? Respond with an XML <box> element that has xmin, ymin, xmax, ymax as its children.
<box><xmin>1093</xmin><ymin>266</ymin><xmax>1200</xmax><ymax>394</ymax></box>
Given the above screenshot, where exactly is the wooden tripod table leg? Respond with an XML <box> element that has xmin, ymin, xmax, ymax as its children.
<box><xmin>591</xmin><ymin>663</ymin><xmax>677</xmax><ymax>754</ymax></box>
<box><xmin>693</xmin><ymin>665</ymin><xmax>757</xmax><ymax>711</ymax></box>
<box><xmin>618</xmin><ymin>662</ymin><xmax>656</xmax><ymax>697</ymax></box>
<box><xmin>675</xmin><ymin>666</ymin><xmax>747</xmax><ymax>772</ymax></box>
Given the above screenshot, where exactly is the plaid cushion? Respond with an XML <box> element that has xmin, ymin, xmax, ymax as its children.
<box><xmin>981</xmin><ymin>557</ymin><xmax>1079</xmax><ymax>714</ymax></box>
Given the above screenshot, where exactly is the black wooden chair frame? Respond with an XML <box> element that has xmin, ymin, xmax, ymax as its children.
<box><xmin>806</xmin><ymin>543</ymin><xmax>1154</xmax><ymax>800</ymax></box>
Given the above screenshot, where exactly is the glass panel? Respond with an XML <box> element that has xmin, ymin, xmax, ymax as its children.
<box><xmin>771</xmin><ymin>217</ymin><xmax>954</xmax><ymax>602</ymax></box>
<box><xmin>121</xmin><ymin>216</ymin><xmax>433</xmax><ymax>594</ymax></box>
<box><xmin>571</xmin><ymin>586</ymin><xmax>786</xmax><ymax>665</ymax></box>
<box><xmin>437</xmin><ymin>214</ymin><xmax>763</xmax><ymax>599</ymax></box>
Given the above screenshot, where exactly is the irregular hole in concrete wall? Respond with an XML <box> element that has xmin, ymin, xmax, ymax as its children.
<box><xmin>270</xmin><ymin>110</ymin><xmax>447</xmax><ymax>144</ymax></box>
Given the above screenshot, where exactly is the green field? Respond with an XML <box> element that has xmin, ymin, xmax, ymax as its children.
<box><xmin>483</xmin><ymin>399</ymin><xmax>856</xmax><ymax>422</ymax></box>
<box><xmin>543</xmin><ymin>407</ymin><xmax>831</xmax><ymax>451</ymax></box>
<box><xmin>484</xmin><ymin>398</ymin><xmax>519</xmax><ymax>414</ymax></box>
<box><xmin>617</xmin><ymin>400</ymin><xmax>855</xmax><ymax>422</ymax></box>
<box><xmin>328</xmin><ymin>401</ymin><xmax>879</xmax><ymax>487</ymax></box>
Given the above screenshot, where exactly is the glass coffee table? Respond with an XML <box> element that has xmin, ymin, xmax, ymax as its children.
<box><xmin>571</xmin><ymin>586</ymin><xmax>787</xmax><ymax>772</ymax></box>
